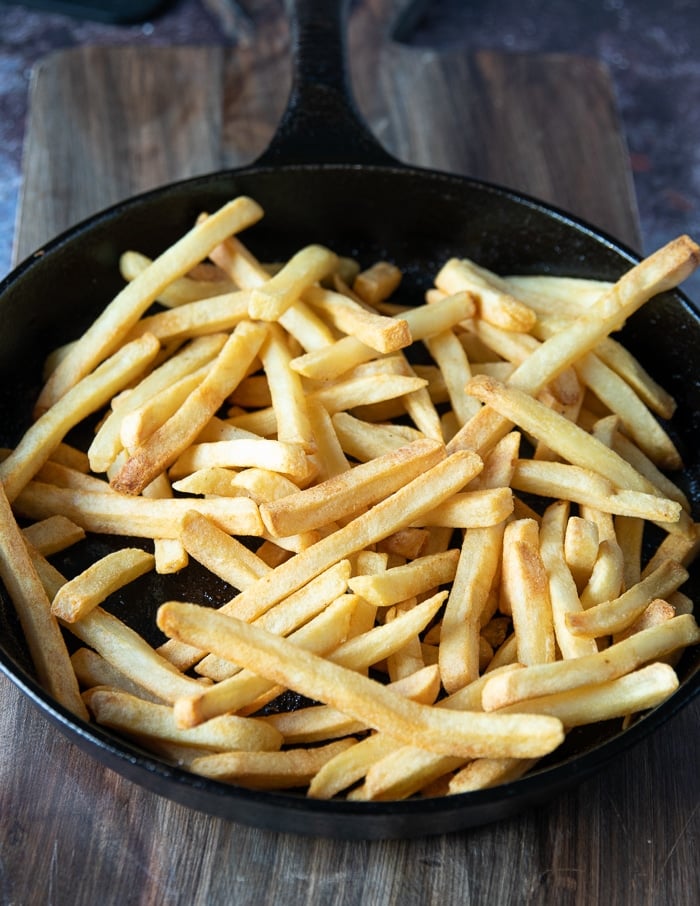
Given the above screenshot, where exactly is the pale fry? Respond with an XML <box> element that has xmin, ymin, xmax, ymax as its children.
<box><xmin>175</xmin><ymin>594</ymin><xmax>359</xmax><ymax>724</ymax></box>
<box><xmin>348</xmin><ymin>550</ymin><xmax>459</xmax><ymax>607</ymax></box>
<box><xmin>88</xmin><ymin>333</ymin><xmax>227</xmax><ymax>471</ymax></box>
<box><xmin>539</xmin><ymin>501</ymin><xmax>599</xmax><ymax>659</ymax></box>
<box><xmin>435</xmin><ymin>258</ymin><xmax>537</xmax><ymax>332</ymax></box>
<box><xmin>21</xmin><ymin>514</ymin><xmax>86</xmax><ymax>556</ymax></box>
<box><xmin>303</xmin><ymin>284</ymin><xmax>411</xmax><ymax>353</ymax></box>
<box><xmin>496</xmin><ymin>662</ymin><xmax>679</xmax><ymax>727</ymax></box>
<box><xmin>501</xmin><ymin>519</ymin><xmax>556</xmax><ymax>666</ymax></box>
<box><xmin>66</xmin><ymin>606</ymin><xmax>205</xmax><ymax>703</ymax></box>
<box><xmin>14</xmin><ymin>481</ymin><xmax>264</xmax><ymax>539</ymax></box>
<box><xmin>259</xmin><ymin>322</ymin><xmax>314</xmax><ymax>448</ymax></box>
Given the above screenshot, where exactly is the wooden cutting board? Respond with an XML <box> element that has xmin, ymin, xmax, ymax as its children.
<box><xmin>14</xmin><ymin>1</ymin><xmax>640</xmax><ymax>261</ymax></box>
<box><xmin>4</xmin><ymin>3</ymin><xmax>698</xmax><ymax>905</ymax></box>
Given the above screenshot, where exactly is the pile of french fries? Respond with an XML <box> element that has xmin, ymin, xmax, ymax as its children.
<box><xmin>1</xmin><ymin>193</ymin><xmax>699</xmax><ymax>800</ymax></box>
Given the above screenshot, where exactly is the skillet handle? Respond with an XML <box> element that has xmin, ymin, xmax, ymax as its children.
<box><xmin>254</xmin><ymin>0</ymin><xmax>400</xmax><ymax>167</ymax></box>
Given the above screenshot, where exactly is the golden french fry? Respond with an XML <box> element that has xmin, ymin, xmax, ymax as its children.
<box><xmin>502</xmin><ymin>519</ymin><xmax>556</xmax><ymax>666</ymax></box>
<box><xmin>497</xmin><ymin>662</ymin><xmax>679</xmax><ymax>727</ymax></box>
<box><xmin>0</xmin><ymin>333</ymin><xmax>160</xmax><ymax>502</ymax></box>
<box><xmin>303</xmin><ymin>284</ymin><xmax>411</xmax><ymax>353</ymax></box>
<box><xmin>567</xmin><ymin>559</ymin><xmax>689</xmax><ymax>637</ymax></box>
<box><xmin>66</xmin><ymin>606</ymin><xmax>205</xmax><ymax>704</ymax></box>
<box><xmin>88</xmin><ymin>333</ymin><xmax>227</xmax><ymax>471</ymax></box>
<box><xmin>190</xmin><ymin>739</ymin><xmax>355</xmax><ymax>788</ymax></box>
<box><xmin>249</xmin><ymin>245</ymin><xmax>338</xmax><ymax>321</ymax></box>
<box><xmin>259</xmin><ymin>323</ymin><xmax>314</xmax><ymax>448</ymax></box>
<box><xmin>563</xmin><ymin>516</ymin><xmax>599</xmax><ymax>591</ymax></box>
<box><xmin>265</xmin><ymin>664</ymin><xmax>440</xmax><ymax>746</ymax></box>
<box><xmin>0</xmin><ymin>484</ymin><xmax>87</xmax><ymax>718</ymax></box>
<box><xmin>448</xmin><ymin>758</ymin><xmax>536</xmax><ymax>793</ymax></box>
<box><xmin>51</xmin><ymin>548</ymin><xmax>155</xmax><ymax>623</ymax></box>
<box><xmin>111</xmin><ymin>320</ymin><xmax>268</xmax><ymax>494</ymax></box>
<box><xmin>37</xmin><ymin>196</ymin><xmax>263</xmax><ymax>410</ymax></box>
<box><xmin>348</xmin><ymin>549</ymin><xmax>458</xmax><ymax>607</ymax></box>
<box><xmin>353</xmin><ymin>261</ymin><xmax>402</xmax><ymax>306</ymax></box>
<box><xmin>482</xmin><ymin>614</ymin><xmax>700</xmax><ymax>710</ymax></box>
<box><xmin>158</xmin><ymin>600</ymin><xmax>564</xmax><ymax>760</ymax></box>
<box><xmin>173</xmin><ymin>594</ymin><xmax>359</xmax><ymax>724</ymax></box>
<box><xmin>435</xmin><ymin>258</ymin><xmax>537</xmax><ymax>332</ymax></box>
<box><xmin>14</xmin><ymin>480</ymin><xmax>263</xmax><ymax>539</ymax></box>
<box><xmin>85</xmin><ymin>688</ymin><xmax>283</xmax><ymax>753</ymax></box>
<box><xmin>260</xmin><ymin>438</ymin><xmax>444</xmax><ymax>538</ymax></box>
<box><xmin>21</xmin><ymin>514</ymin><xmax>86</xmax><ymax>556</ymax></box>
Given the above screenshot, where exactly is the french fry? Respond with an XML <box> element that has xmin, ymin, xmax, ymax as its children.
<box><xmin>348</xmin><ymin>549</ymin><xmax>459</xmax><ymax>608</ymax></box>
<box><xmin>51</xmin><ymin>548</ymin><xmax>155</xmax><ymax>623</ymax></box>
<box><xmin>435</xmin><ymin>258</ymin><xmax>537</xmax><ymax>332</ymax></box>
<box><xmin>566</xmin><ymin>559</ymin><xmax>689</xmax><ymax>637</ymax></box>
<box><xmin>119</xmin><ymin>250</ymin><xmax>236</xmax><ymax>306</ymax></box>
<box><xmin>0</xmin><ymin>484</ymin><xmax>87</xmax><ymax>718</ymax></box>
<box><xmin>111</xmin><ymin>320</ymin><xmax>268</xmax><ymax>494</ymax></box>
<box><xmin>501</xmin><ymin>519</ymin><xmax>556</xmax><ymax>666</ymax></box>
<box><xmin>21</xmin><ymin>514</ymin><xmax>86</xmax><ymax>556</ymax></box>
<box><xmin>563</xmin><ymin>516</ymin><xmax>599</xmax><ymax>591</ymax></box>
<box><xmin>447</xmin><ymin>757</ymin><xmax>536</xmax><ymax>793</ymax></box>
<box><xmin>88</xmin><ymin>333</ymin><xmax>227</xmax><ymax>472</ymax></box>
<box><xmin>37</xmin><ymin>196</ymin><xmax>263</xmax><ymax>410</ymax></box>
<box><xmin>173</xmin><ymin>594</ymin><xmax>359</xmax><ymax>724</ymax></box>
<box><xmin>481</xmin><ymin>614</ymin><xmax>700</xmax><ymax>710</ymax></box>
<box><xmin>248</xmin><ymin>245</ymin><xmax>338</xmax><ymax>321</ymax></box>
<box><xmin>127</xmin><ymin>291</ymin><xmax>251</xmax><ymax>343</ymax></box>
<box><xmin>259</xmin><ymin>438</ymin><xmax>445</xmax><ymax>538</ymax></box>
<box><xmin>14</xmin><ymin>480</ymin><xmax>264</xmax><ymax>539</ymax></box>
<box><xmin>189</xmin><ymin>739</ymin><xmax>355</xmax><ymax>789</ymax></box>
<box><xmin>0</xmin><ymin>333</ymin><xmax>160</xmax><ymax>502</ymax></box>
<box><xmin>496</xmin><ymin>662</ymin><xmax>679</xmax><ymax>727</ymax></box>
<box><xmin>539</xmin><ymin>501</ymin><xmax>598</xmax><ymax>659</ymax></box>
<box><xmin>259</xmin><ymin>322</ymin><xmax>314</xmax><ymax>448</ymax></box>
<box><xmin>265</xmin><ymin>665</ymin><xmax>441</xmax><ymax>745</ymax></box>
<box><xmin>353</xmin><ymin>261</ymin><xmax>402</xmax><ymax>306</ymax></box>
<box><xmin>303</xmin><ymin>284</ymin><xmax>411</xmax><ymax>353</ymax></box>
<box><xmin>159</xmin><ymin>600</ymin><xmax>565</xmax><ymax>759</ymax></box>
<box><xmin>66</xmin><ymin>606</ymin><xmax>205</xmax><ymax>704</ymax></box>
<box><xmin>85</xmin><ymin>688</ymin><xmax>283</xmax><ymax>753</ymax></box>
<box><xmin>290</xmin><ymin>291</ymin><xmax>475</xmax><ymax>380</ymax></box>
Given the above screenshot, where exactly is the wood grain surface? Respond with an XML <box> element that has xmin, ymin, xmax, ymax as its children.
<box><xmin>2</xmin><ymin>2</ymin><xmax>698</xmax><ymax>904</ymax></box>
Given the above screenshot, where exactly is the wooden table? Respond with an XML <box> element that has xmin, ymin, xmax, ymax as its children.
<box><xmin>1</xmin><ymin>3</ymin><xmax>698</xmax><ymax>903</ymax></box>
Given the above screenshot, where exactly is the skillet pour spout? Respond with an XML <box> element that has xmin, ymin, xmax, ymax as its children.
<box><xmin>0</xmin><ymin>0</ymin><xmax>698</xmax><ymax>842</ymax></box>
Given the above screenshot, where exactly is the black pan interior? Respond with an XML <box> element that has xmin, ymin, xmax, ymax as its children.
<box><xmin>0</xmin><ymin>162</ymin><xmax>698</xmax><ymax>839</ymax></box>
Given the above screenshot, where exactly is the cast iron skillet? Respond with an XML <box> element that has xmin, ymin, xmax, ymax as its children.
<box><xmin>0</xmin><ymin>0</ymin><xmax>698</xmax><ymax>840</ymax></box>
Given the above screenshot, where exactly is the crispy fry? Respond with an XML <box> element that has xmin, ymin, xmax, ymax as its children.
<box><xmin>51</xmin><ymin>548</ymin><xmax>155</xmax><ymax>623</ymax></box>
<box><xmin>37</xmin><ymin>196</ymin><xmax>263</xmax><ymax>410</ymax></box>
<box><xmin>111</xmin><ymin>320</ymin><xmax>268</xmax><ymax>494</ymax></box>
<box><xmin>159</xmin><ymin>600</ymin><xmax>564</xmax><ymax>759</ymax></box>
